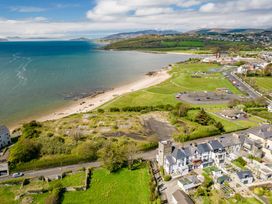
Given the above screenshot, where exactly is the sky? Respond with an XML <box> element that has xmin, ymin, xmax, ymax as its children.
<box><xmin>0</xmin><ymin>0</ymin><xmax>271</xmax><ymax>38</ymax></box>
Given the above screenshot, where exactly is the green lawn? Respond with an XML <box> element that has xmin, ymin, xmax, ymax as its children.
<box><xmin>102</xmin><ymin>63</ymin><xmax>241</xmax><ymax>109</ymax></box>
<box><xmin>0</xmin><ymin>186</ymin><xmax>20</xmax><ymax>204</ymax></box>
<box><xmin>62</xmin><ymin>166</ymin><xmax>151</xmax><ymax>204</ymax></box>
<box><xmin>54</xmin><ymin>171</ymin><xmax>85</xmax><ymax>187</ymax></box>
<box><xmin>208</xmin><ymin>112</ymin><xmax>260</xmax><ymax>132</ymax></box>
<box><xmin>253</xmin><ymin>77</ymin><xmax>272</xmax><ymax>93</ymax></box>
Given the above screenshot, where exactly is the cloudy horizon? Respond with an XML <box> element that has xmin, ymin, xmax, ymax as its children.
<box><xmin>0</xmin><ymin>0</ymin><xmax>271</xmax><ymax>39</ymax></box>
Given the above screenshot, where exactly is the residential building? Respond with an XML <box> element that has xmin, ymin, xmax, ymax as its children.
<box><xmin>0</xmin><ymin>162</ymin><xmax>9</xmax><ymax>176</ymax></box>
<box><xmin>236</xmin><ymin>170</ymin><xmax>254</xmax><ymax>184</ymax></box>
<box><xmin>243</xmin><ymin>137</ymin><xmax>263</xmax><ymax>158</ymax></box>
<box><xmin>220</xmin><ymin>109</ymin><xmax>247</xmax><ymax>120</ymax></box>
<box><xmin>157</xmin><ymin>140</ymin><xmax>172</xmax><ymax>167</ymax></box>
<box><xmin>248</xmin><ymin>125</ymin><xmax>272</xmax><ymax>158</ymax></box>
<box><xmin>268</xmin><ymin>104</ymin><xmax>272</xmax><ymax>112</ymax></box>
<box><xmin>197</xmin><ymin>143</ymin><xmax>213</xmax><ymax>168</ymax></box>
<box><xmin>164</xmin><ymin>148</ymin><xmax>189</xmax><ymax>176</ymax></box>
<box><xmin>219</xmin><ymin>134</ymin><xmax>242</xmax><ymax>156</ymax></box>
<box><xmin>208</xmin><ymin>140</ymin><xmax>226</xmax><ymax>166</ymax></box>
<box><xmin>0</xmin><ymin>125</ymin><xmax>11</xmax><ymax>150</ymax></box>
<box><xmin>172</xmin><ymin>190</ymin><xmax>194</xmax><ymax>204</ymax></box>
<box><xmin>177</xmin><ymin>175</ymin><xmax>202</xmax><ymax>193</ymax></box>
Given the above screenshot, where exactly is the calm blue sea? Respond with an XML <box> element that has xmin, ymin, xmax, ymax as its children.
<box><xmin>0</xmin><ymin>41</ymin><xmax>194</xmax><ymax>126</ymax></box>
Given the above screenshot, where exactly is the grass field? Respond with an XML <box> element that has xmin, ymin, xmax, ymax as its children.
<box><xmin>252</xmin><ymin>77</ymin><xmax>272</xmax><ymax>93</ymax></box>
<box><xmin>102</xmin><ymin>63</ymin><xmax>241</xmax><ymax>109</ymax></box>
<box><xmin>62</xmin><ymin>166</ymin><xmax>151</xmax><ymax>204</ymax></box>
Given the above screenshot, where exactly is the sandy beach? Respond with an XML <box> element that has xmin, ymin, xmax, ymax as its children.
<box><xmin>12</xmin><ymin>67</ymin><xmax>170</xmax><ymax>128</ymax></box>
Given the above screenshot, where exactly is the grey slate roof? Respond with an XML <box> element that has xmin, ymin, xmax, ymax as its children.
<box><xmin>172</xmin><ymin>148</ymin><xmax>187</xmax><ymax>160</ymax></box>
<box><xmin>166</xmin><ymin>155</ymin><xmax>175</xmax><ymax>165</ymax></box>
<box><xmin>237</xmin><ymin>170</ymin><xmax>253</xmax><ymax>179</ymax></box>
<box><xmin>219</xmin><ymin>135</ymin><xmax>241</xmax><ymax>148</ymax></box>
<box><xmin>248</xmin><ymin>125</ymin><xmax>272</xmax><ymax>139</ymax></box>
<box><xmin>197</xmin><ymin>143</ymin><xmax>211</xmax><ymax>154</ymax></box>
<box><xmin>172</xmin><ymin>190</ymin><xmax>194</xmax><ymax>204</ymax></box>
<box><xmin>183</xmin><ymin>146</ymin><xmax>198</xmax><ymax>157</ymax></box>
<box><xmin>209</xmin><ymin>140</ymin><xmax>224</xmax><ymax>151</ymax></box>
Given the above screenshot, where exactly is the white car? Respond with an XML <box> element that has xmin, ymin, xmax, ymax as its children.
<box><xmin>12</xmin><ymin>172</ymin><xmax>24</xmax><ymax>178</ymax></box>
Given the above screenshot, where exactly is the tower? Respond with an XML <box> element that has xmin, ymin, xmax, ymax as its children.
<box><xmin>158</xmin><ymin>140</ymin><xmax>172</xmax><ymax>166</ymax></box>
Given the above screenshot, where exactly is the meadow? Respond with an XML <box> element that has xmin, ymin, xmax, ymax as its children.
<box><xmin>62</xmin><ymin>166</ymin><xmax>151</xmax><ymax>204</ymax></box>
<box><xmin>252</xmin><ymin>77</ymin><xmax>272</xmax><ymax>93</ymax></box>
<box><xmin>102</xmin><ymin>62</ymin><xmax>241</xmax><ymax>109</ymax></box>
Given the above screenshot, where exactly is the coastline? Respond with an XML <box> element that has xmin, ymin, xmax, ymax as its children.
<box><xmin>9</xmin><ymin>67</ymin><xmax>171</xmax><ymax>130</ymax></box>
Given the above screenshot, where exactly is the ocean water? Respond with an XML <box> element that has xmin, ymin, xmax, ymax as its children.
<box><xmin>0</xmin><ymin>41</ymin><xmax>194</xmax><ymax>126</ymax></box>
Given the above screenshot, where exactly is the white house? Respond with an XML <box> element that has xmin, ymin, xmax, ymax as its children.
<box><xmin>268</xmin><ymin>104</ymin><xmax>272</xmax><ymax>112</ymax></box>
<box><xmin>177</xmin><ymin>175</ymin><xmax>202</xmax><ymax>193</ymax></box>
<box><xmin>208</xmin><ymin>140</ymin><xmax>226</xmax><ymax>166</ymax></box>
<box><xmin>164</xmin><ymin>148</ymin><xmax>189</xmax><ymax>176</ymax></box>
<box><xmin>0</xmin><ymin>125</ymin><xmax>11</xmax><ymax>150</ymax></box>
<box><xmin>236</xmin><ymin>170</ymin><xmax>254</xmax><ymax>184</ymax></box>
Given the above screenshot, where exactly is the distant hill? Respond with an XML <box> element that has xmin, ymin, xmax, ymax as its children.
<box><xmin>187</xmin><ymin>28</ymin><xmax>266</xmax><ymax>34</ymax></box>
<box><xmin>103</xmin><ymin>30</ymin><xmax>180</xmax><ymax>40</ymax></box>
<box><xmin>69</xmin><ymin>37</ymin><xmax>91</xmax><ymax>41</ymax></box>
<box><xmin>0</xmin><ymin>38</ymin><xmax>8</xmax><ymax>42</ymax></box>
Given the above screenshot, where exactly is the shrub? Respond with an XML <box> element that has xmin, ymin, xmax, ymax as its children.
<box><xmin>97</xmin><ymin>109</ymin><xmax>105</xmax><ymax>113</ymax></box>
<box><xmin>254</xmin><ymin>187</ymin><xmax>264</xmax><ymax>196</ymax></box>
<box><xmin>9</xmin><ymin>138</ymin><xmax>41</xmax><ymax>164</ymax></box>
<box><xmin>163</xmin><ymin>175</ymin><xmax>171</xmax><ymax>181</ymax></box>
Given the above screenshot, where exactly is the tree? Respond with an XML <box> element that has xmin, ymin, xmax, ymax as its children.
<box><xmin>22</xmin><ymin>120</ymin><xmax>42</xmax><ymax>138</ymax></box>
<box><xmin>215</xmin><ymin>122</ymin><xmax>225</xmax><ymax>132</ymax></box>
<box><xmin>70</xmin><ymin>128</ymin><xmax>82</xmax><ymax>144</ymax></box>
<box><xmin>72</xmin><ymin>142</ymin><xmax>98</xmax><ymax>160</ymax></box>
<box><xmin>98</xmin><ymin>142</ymin><xmax>128</xmax><ymax>172</ymax></box>
<box><xmin>175</xmin><ymin>103</ymin><xmax>190</xmax><ymax>117</ymax></box>
<box><xmin>264</xmin><ymin>63</ymin><xmax>272</xmax><ymax>76</ymax></box>
<box><xmin>9</xmin><ymin>138</ymin><xmax>41</xmax><ymax>164</ymax></box>
<box><xmin>194</xmin><ymin>109</ymin><xmax>213</xmax><ymax>126</ymax></box>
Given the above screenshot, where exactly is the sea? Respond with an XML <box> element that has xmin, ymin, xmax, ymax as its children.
<box><xmin>0</xmin><ymin>41</ymin><xmax>195</xmax><ymax>126</ymax></box>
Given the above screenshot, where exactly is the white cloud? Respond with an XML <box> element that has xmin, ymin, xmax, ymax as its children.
<box><xmin>10</xmin><ymin>6</ymin><xmax>45</xmax><ymax>13</ymax></box>
<box><xmin>0</xmin><ymin>0</ymin><xmax>271</xmax><ymax>38</ymax></box>
<box><xmin>199</xmin><ymin>3</ymin><xmax>215</xmax><ymax>12</ymax></box>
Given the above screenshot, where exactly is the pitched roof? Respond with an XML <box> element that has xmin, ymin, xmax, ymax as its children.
<box><xmin>237</xmin><ymin>170</ymin><xmax>253</xmax><ymax>179</ymax></box>
<box><xmin>219</xmin><ymin>135</ymin><xmax>241</xmax><ymax>147</ymax></box>
<box><xmin>183</xmin><ymin>146</ymin><xmax>198</xmax><ymax>157</ymax></box>
<box><xmin>249</xmin><ymin>125</ymin><xmax>272</xmax><ymax>139</ymax></box>
<box><xmin>166</xmin><ymin>155</ymin><xmax>175</xmax><ymax>165</ymax></box>
<box><xmin>197</xmin><ymin>143</ymin><xmax>211</xmax><ymax>154</ymax></box>
<box><xmin>209</xmin><ymin>140</ymin><xmax>224</xmax><ymax>151</ymax></box>
<box><xmin>172</xmin><ymin>190</ymin><xmax>194</xmax><ymax>204</ymax></box>
<box><xmin>172</xmin><ymin>148</ymin><xmax>187</xmax><ymax>160</ymax></box>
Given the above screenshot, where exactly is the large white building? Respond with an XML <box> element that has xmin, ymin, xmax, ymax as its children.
<box><xmin>158</xmin><ymin>140</ymin><xmax>227</xmax><ymax>176</ymax></box>
<box><xmin>0</xmin><ymin>125</ymin><xmax>11</xmax><ymax>150</ymax></box>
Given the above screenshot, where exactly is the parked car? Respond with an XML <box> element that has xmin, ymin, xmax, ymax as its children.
<box><xmin>12</xmin><ymin>172</ymin><xmax>24</xmax><ymax>178</ymax></box>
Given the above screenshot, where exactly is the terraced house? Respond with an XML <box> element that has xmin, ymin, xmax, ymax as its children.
<box><xmin>158</xmin><ymin>140</ymin><xmax>226</xmax><ymax>176</ymax></box>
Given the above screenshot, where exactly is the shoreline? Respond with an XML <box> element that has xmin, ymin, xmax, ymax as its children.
<box><xmin>9</xmin><ymin>67</ymin><xmax>172</xmax><ymax>130</ymax></box>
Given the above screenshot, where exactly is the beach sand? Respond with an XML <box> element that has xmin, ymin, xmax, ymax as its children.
<box><xmin>10</xmin><ymin>68</ymin><xmax>171</xmax><ymax>129</ymax></box>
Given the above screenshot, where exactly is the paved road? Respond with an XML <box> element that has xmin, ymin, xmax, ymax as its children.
<box><xmin>224</xmin><ymin>70</ymin><xmax>261</xmax><ymax>98</ymax></box>
<box><xmin>0</xmin><ymin>150</ymin><xmax>157</xmax><ymax>182</ymax></box>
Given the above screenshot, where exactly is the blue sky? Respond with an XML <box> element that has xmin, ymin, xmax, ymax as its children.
<box><xmin>0</xmin><ymin>0</ymin><xmax>271</xmax><ymax>38</ymax></box>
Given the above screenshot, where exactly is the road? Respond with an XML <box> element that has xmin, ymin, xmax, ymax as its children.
<box><xmin>0</xmin><ymin>150</ymin><xmax>157</xmax><ymax>182</ymax></box>
<box><xmin>224</xmin><ymin>70</ymin><xmax>261</xmax><ymax>98</ymax></box>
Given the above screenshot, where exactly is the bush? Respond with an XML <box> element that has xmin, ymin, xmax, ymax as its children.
<box><xmin>163</xmin><ymin>175</ymin><xmax>171</xmax><ymax>181</ymax></box>
<box><xmin>9</xmin><ymin>138</ymin><xmax>41</xmax><ymax>164</ymax></box>
<box><xmin>254</xmin><ymin>187</ymin><xmax>264</xmax><ymax>196</ymax></box>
